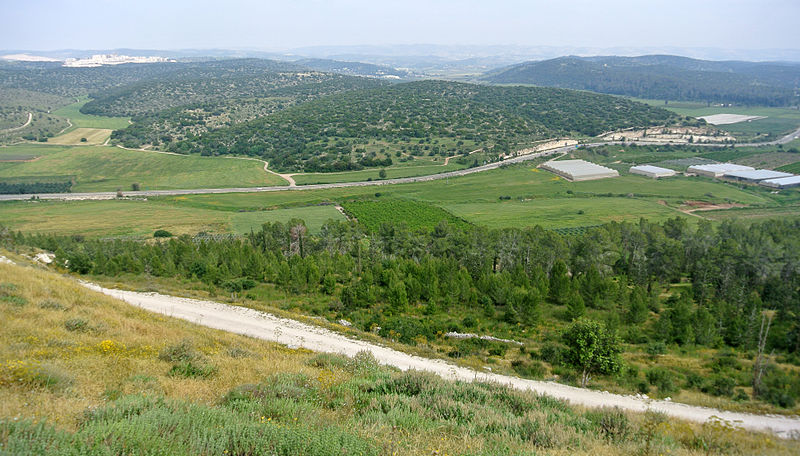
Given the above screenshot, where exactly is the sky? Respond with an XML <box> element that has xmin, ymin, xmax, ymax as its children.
<box><xmin>3</xmin><ymin>0</ymin><xmax>799</xmax><ymax>53</ymax></box>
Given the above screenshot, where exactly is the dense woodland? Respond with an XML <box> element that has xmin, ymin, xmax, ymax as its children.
<box><xmin>169</xmin><ymin>80</ymin><xmax>682</xmax><ymax>171</ymax></box>
<box><xmin>484</xmin><ymin>56</ymin><xmax>800</xmax><ymax>106</ymax></box>
<box><xmin>8</xmin><ymin>217</ymin><xmax>800</xmax><ymax>406</ymax></box>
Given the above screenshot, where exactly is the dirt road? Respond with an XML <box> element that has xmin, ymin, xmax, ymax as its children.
<box><xmin>83</xmin><ymin>282</ymin><xmax>800</xmax><ymax>438</ymax></box>
<box><xmin>1</xmin><ymin>112</ymin><xmax>32</xmax><ymax>132</ymax></box>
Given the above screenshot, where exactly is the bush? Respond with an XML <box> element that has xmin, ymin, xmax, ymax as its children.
<box><xmin>537</xmin><ymin>342</ymin><xmax>566</xmax><ymax>366</ymax></box>
<box><xmin>511</xmin><ymin>359</ymin><xmax>547</xmax><ymax>379</ymax></box>
<box><xmin>646</xmin><ymin>367</ymin><xmax>679</xmax><ymax>395</ymax></box>
<box><xmin>703</xmin><ymin>374</ymin><xmax>736</xmax><ymax>397</ymax></box>
<box><xmin>168</xmin><ymin>361</ymin><xmax>217</xmax><ymax>379</ymax></box>
<box><xmin>63</xmin><ymin>318</ymin><xmax>89</xmax><ymax>332</ymax></box>
<box><xmin>585</xmin><ymin>407</ymin><xmax>631</xmax><ymax>442</ymax></box>
<box><xmin>153</xmin><ymin>229</ymin><xmax>173</xmax><ymax>238</ymax></box>
<box><xmin>159</xmin><ymin>339</ymin><xmax>201</xmax><ymax>363</ymax></box>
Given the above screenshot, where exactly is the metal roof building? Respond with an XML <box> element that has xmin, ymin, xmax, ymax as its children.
<box><xmin>541</xmin><ymin>159</ymin><xmax>619</xmax><ymax>181</ymax></box>
<box><xmin>723</xmin><ymin>169</ymin><xmax>794</xmax><ymax>182</ymax></box>
<box><xmin>760</xmin><ymin>175</ymin><xmax>800</xmax><ymax>189</ymax></box>
<box><xmin>686</xmin><ymin>163</ymin><xmax>755</xmax><ymax>178</ymax></box>
<box><xmin>630</xmin><ymin>165</ymin><xmax>676</xmax><ymax>178</ymax></box>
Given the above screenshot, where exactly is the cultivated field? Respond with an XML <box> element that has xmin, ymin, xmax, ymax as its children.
<box><xmin>0</xmin><ymin>162</ymin><xmax>786</xmax><ymax>237</ymax></box>
<box><xmin>0</xmin><ymin>144</ymin><xmax>287</xmax><ymax>191</ymax></box>
<box><xmin>47</xmin><ymin>127</ymin><xmax>112</xmax><ymax>145</ymax></box>
<box><xmin>52</xmin><ymin>98</ymin><xmax>130</xmax><ymax>130</ymax></box>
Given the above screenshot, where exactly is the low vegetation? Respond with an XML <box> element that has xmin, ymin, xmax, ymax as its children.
<box><xmin>0</xmin><ymin>259</ymin><xmax>797</xmax><ymax>455</ymax></box>
<box><xmin>7</xmin><ymin>213</ymin><xmax>800</xmax><ymax>414</ymax></box>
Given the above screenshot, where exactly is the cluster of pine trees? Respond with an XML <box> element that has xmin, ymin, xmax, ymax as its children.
<box><xmin>6</xmin><ymin>217</ymin><xmax>799</xmax><ymax>403</ymax></box>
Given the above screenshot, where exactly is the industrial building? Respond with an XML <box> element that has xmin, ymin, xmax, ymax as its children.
<box><xmin>686</xmin><ymin>163</ymin><xmax>755</xmax><ymax>178</ymax></box>
<box><xmin>629</xmin><ymin>165</ymin><xmax>676</xmax><ymax>178</ymax></box>
<box><xmin>760</xmin><ymin>175</ymin><xmax>800</xmax><ymax>189</ymax></box>
<box><xmin>541</xmin><ymin>159</ymin><xmax>619</xmax><ymax>181</ymax></box>
<box><xmin>723</xmin><ymin>169</ymin><xmax>794</xmax><ymax>183</ymax></box>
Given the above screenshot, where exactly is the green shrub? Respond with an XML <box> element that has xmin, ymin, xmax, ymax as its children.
<box><xmin>168</xmin><ymin>361</ymin><xmax>217</xmax><ymax>379</ymax></box>
<box><xmin>1</xmin><ymin>295</ymin><xmax>27</xmax><ymax>307</ymax></box>
<box><xmin>63</xmin><ymin>318</ymin><xmax>89</xmax><ymax>332</ymax></box>
<box><xmin>585</xmin><ymin>407</ymin><xmax>631</xmax><ymax>442</ymax></box>
<box><xmin>158</xmin><ymin>339</ymin><xmax>201</xmax><ymax>363</ymax></box>
<box><xmin>38</xmin><ymin>300</ymin><xmax>65</xmax><ymax>310</ymax></box>
<box><xmin>703</xmin><ymin>374</ymin><xmax>735</xmax><ymax>397</ymax></box>
<box><xmin>646</xmin><ymin>367</ymin><xmax>679</xmax><ymax>395</ymax></box>
<box><xmin>153</xmin><ymin>229</ymin><xmax>173</xmax><ymax>238</ymax></box>
<box><xmin>511</xmin><ymin>359</ymin><xmax>547</xmax><ymax>379</ymax></box>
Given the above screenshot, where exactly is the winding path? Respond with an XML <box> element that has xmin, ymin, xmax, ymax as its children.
<box><xmin>0</xmin><ymin>112</ymin><xmax>32</xmax><ymax>133</ymax></box>
<box><xmin>81</xmin><ymin>281</ymin><xmax>800</xmax><ymax>438</ymax></box>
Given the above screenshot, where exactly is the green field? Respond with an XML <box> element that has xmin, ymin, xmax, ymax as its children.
<box><xmin>2</xmin><ymin>162</ymin><xmax>789</xmax><ymax>237</ymax></box>
<box><xmin>341</xmin><ymin>199</ymin><xmax>470</xmax><ymax>231</ymax></box>
<box><xmin>0</xmin><ymin>145</ymin><xmax>287</xmax><ymax>191</ymax></box>
<box><xmin>0</xmin><ymin>199</ymin><xmax>343</xmax><ymax>237</ymax></box>
<box><xmin>52</xmin><ymin>98</ymin><xmax>131</xmax><ymax>130</ymax></box>
<box><xmin>445</xmin><ymin>197</ymin><xmax>687</xmax><ymax>229</ymax></box>
<box><xmin>230</xmin><ymin>205</ymin><xmax>345</xmax><ymax>234</ymax></box>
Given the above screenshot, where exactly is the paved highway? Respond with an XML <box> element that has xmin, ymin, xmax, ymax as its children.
<box><xmin>2</xmin><ymin>125</ymin><xmax>799</xmax><ymax>202</ymax></box>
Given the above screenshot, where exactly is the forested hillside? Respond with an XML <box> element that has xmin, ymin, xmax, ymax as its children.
<box><xmin>10</xmin><ymin>217</ymin><xmax>800</xmax><ymax>409</ymax></box>
<box><xmin>81</xmin><ymin>60</ymin><xmax>386</xmax><ymax>117</ymax></box>
<box><xmin>294</xmin><ymin>58</ymin><xmax>411</xmax><ymax>79</ymax></box>
<box><xmin>483</xmin><ymin>55</ymin><xmax>800</xmax><ymax>106</ymax></box>
<box><xmin>164</xmin><ymin>80</ymin><xmax>681</xmax><ymax>172</ymax></box>
<box><xmin>0</xmin><ymin>59</ymin><xmax>305</xmax><ymax>98</ymax></box>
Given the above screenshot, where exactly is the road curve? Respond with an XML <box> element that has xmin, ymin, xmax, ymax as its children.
<box><xmin>2</xmin><ymin>126</ymin><xmax>799</xmax><ymax>202</ymax></box>
<box><xmin>82</xmin><ymin>281</ymin><xmax>800</xmax><ymax>438</ymax></box>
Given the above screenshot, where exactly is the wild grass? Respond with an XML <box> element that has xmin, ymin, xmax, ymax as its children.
<box><xmin>0</xmin><ymin>258</ymin><xmax>799</xmax><ymax>455</ymax></box>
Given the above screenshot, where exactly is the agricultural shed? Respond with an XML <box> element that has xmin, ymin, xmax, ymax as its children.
<box><xmin>723</xmin><ymin>169</ymin><xmax>794</xmax><ymax>183</ymax></box>
<box><xmin>686</xmin><ymin>163</ymin><xmax>754</xmax><ymax>178</ymax></box>
<box><xmin>541</xmin><ymin>159</ymin><xmax>619</xmax><ymax>181</ymax></box>
<box><xmin>760</xmin><ymin>175</ymin><xmax>800</xmax><ymax>189</ymax></box>
<box><xmin>630</xmin><ymin>165</ymin><xmax>676</xmax><ymax>178</ymax></box>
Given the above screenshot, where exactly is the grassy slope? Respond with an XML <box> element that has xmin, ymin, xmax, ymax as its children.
<box><xmin>52</xmin><ymin>98</ymin><xmax>131</xmax><ymax>130</ymax></box>
<box><xmin>0</xmin><ymin>163</ymin><xmax>779</xmax><ymax>236</ymax></box>
<box><xmin>0</xmin><ymin>200</ymin><xmax>343</xmax><ymax>237</ymax></box>
<box><xmin>0</xmin><ymin>145</ymin><xmax>287</xmax><ymax>191</ymax></box>
<box><xmin>1</xmin><ymin>258</ymin><xmax>798</xmax><ymax>455</ymax></box>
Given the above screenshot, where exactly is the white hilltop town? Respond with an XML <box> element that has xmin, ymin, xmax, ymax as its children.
<box><xmin>1</xmin><ymin>53</ymin><xmax>174</xmax><ymax>67</ymax></box>
<box><xmin>63</xmin><ymin>54</ymin><xmax>175</xmax><ymax>67</ymax></box>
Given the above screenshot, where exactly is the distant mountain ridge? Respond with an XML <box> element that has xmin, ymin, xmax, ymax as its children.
<box><xmin>482</xmin><ymin>55</ymin><xmax>800</xmax><ymax>106</ymax></box>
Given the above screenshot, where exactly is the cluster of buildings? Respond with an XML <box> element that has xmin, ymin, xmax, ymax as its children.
<box><xmin>686</xmin><ymin>163</ymin><xmax>800</xmax><ymax>188</ymax></box>
<box><xmin>63</xmin><ymin>54</ymin><xmax>174</xmax><ymax>67</ymax></box>
<box><xmin>540</xmin><ymin>158</ymin><xmax>800</xmax><ymax>189</ymax></box>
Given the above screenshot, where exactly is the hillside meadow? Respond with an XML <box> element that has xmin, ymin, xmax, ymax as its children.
<box><xmin>1</xmin><ymin>256</ymin><xmax>799</xmax><ymax>455</ymax></box>
<box><xmin>0</xmin><ymin>144</ymin><xmax>287</xmax><ymax>191</ymax></box>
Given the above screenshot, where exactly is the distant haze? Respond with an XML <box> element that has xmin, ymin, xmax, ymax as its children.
<box><xmin>3</xmin><ymin>0</ymin><xmax>800</xmax><ymax>61</ymax></box>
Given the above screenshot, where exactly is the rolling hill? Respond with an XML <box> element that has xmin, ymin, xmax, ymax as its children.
<box><xmin>483</xmin><ymin>55</ymin><xmax>800</xmax><ymax>106</ymax></box>
<box><xmin>167</xmin><ymin>79</ymin><xmax>682</xmax><ymax>171</ymax></box>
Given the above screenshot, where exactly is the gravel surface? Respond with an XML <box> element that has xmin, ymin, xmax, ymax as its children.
<box><xmin>82</xmin><ymin>281</ymin><xmax>800</xmax><ymax>438</ymax></box>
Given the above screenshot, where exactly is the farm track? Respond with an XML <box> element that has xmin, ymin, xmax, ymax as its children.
<box><xmin>0</xmin><ymin>112</ymin><xmax>32</xmax><ymax>132</ymax></box>
<box><xmin>76</xmin><ymin>279</ymin><xmax>800</xmax><ymax>438</ymax></box>
<box><xmin>2</xmin><ymin>126</ymin><xmax>800</xmax><ymax>202</ymax></box>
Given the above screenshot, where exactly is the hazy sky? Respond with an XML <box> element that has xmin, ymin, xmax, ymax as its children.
<box><xmin>3</xmin><ymin>0</ymin><xmax>799</xmax><ymax>52</ymax></box>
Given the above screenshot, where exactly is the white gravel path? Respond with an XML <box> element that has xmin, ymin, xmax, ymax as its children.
<box><xmin>82</xmin><ymin>282</ymin><xmax>800</xmax><ymax>438</ymax></box>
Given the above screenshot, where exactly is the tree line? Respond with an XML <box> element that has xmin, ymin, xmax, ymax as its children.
<box><xmin>6</xmin><ymin>217</ymin><xmax>799</xmax><ymax>404</ymax></box>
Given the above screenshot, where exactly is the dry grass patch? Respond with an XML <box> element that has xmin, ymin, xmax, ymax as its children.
<box><xmin>47</xmin><ymin>128</ymin><xmax>112</xmax><ymax>145</ymax></box>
